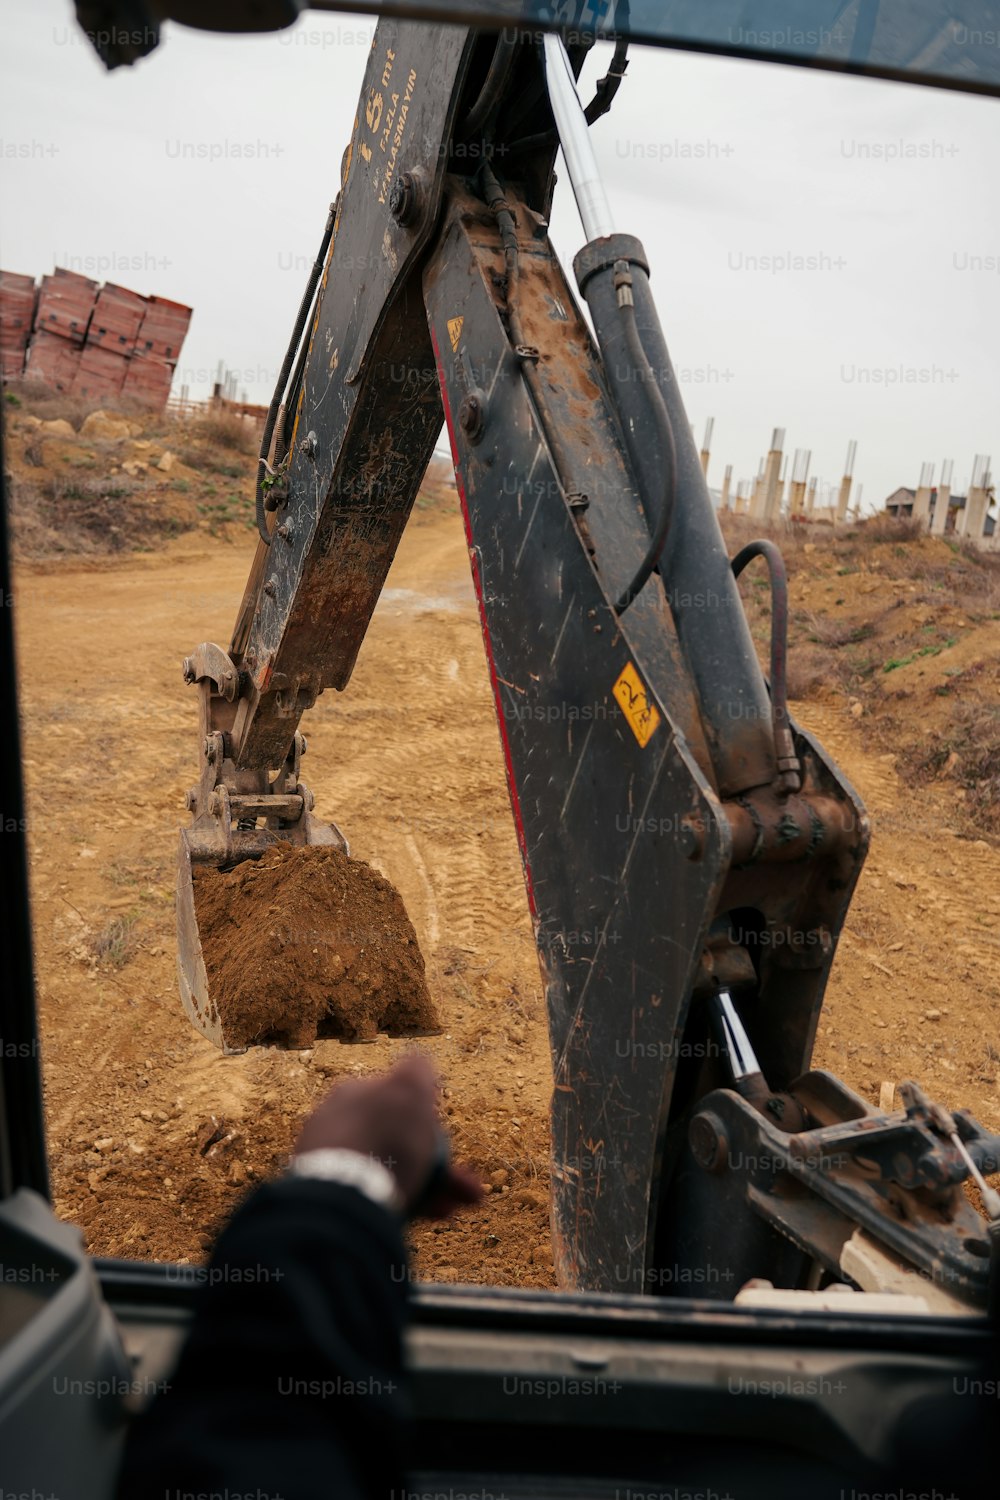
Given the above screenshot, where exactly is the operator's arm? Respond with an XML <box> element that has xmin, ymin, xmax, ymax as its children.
<box><xmin>116</xmin><ymin>1055</ymin><xmax>480</xmax><ymax>1500</ymax></box>
<box><xmin>117</xmin><ymin>1179</ymin><xmax>409</xmax><ymax>1500</ymax></box>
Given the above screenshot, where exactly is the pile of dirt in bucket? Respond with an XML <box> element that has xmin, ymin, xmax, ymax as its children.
<box><xmin>192</xmin><ymin>842</ymin><xmax>440</xmax><ymax>1048</ymax></box>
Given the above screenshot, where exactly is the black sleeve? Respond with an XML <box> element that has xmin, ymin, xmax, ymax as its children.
<box><xmin>116</xmin><ymin>1176</ymin><xmax>411</xmax><ymax>1500</ymax></box>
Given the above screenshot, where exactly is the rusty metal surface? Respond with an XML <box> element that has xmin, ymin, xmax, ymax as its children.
<box><xmin>175</xmin><ymin>828</ymin><xmax>227</xmax><ymax>1051</ymax></box>
<box><xmin>679</xmin><ymin>1073</ymin><xmax>999</xmax><ymax>1307</ymax></box>
<box><xmin>175</xmin><ymin>646</ymin><xmax>348</xmax><ymax>1046</ymax></box>
<box><xmin>424</xmin><ymin>188</ymin><xmax>732</xmax><ymax>1292</ymax></box>
<box><xmin>226</xmin><ymin>19</ymin><xmax>478</xmax><ymax>771</ymax></box>
<box><xmin>422</xmin><ymin>159</ymin><xmax>882</xmax><ymax>1294</ymax></box>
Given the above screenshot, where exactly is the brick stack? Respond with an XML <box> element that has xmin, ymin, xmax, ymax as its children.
<box><xmin>25</xmin><ymin>268</ymin><xmax>100</xmax><ymax>392</ymax></box>
<box><xmin>73</xmin><ymin>282</ymin><xmax>147</xmax><ymax>401</ymax></box>
<box><xmin>1</xmin><ymin>265</ymin><xmax>192</xmax><ymax>410</ymax></box>
<box><xmin>0</xmin><ymin>271</ymin><xmax>38</xmax><ymax>380</ymax></box>
<box><xmin>123</xmin><ymin>295</ymin><xmax>192</xmax><ymax>408</ymax></box>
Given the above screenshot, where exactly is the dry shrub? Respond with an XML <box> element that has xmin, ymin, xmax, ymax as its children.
<box><xmin>802</xmin><ymin>611</ymin><xmax>867</xmax><ymax>649</ymax></box>
<box><xmin>4</xmin><ymin>384</ymin><xmax>99</xmax><ymax>431</ymax></box>
<box><xmin>9</xmin><ymin>470</ymin><xmax>194</xmax><ymax>557</ymax></box>
<box><xmin>892</xmin><ymin>661</ymin><xmax>1000</xmax><ymax>838</ymax></box>
<box><xmin>90</xmin><ymin>915</ymin><xmax>139</xmax><ymax>969</ymax></box>
<box><xmin>786</xmin><ymin>645</ymin><xmax>838</xmax><ymax>701</ymax></box>
<box><xmin>3</xmin><ymin>380</ymin><xmax>169</xmax><ymax>436</ymax></box>
<box><xmin>848</xmin><ymin>514</ymin><xmax>924</xmax><ymax>545</ymax></box>
<box><xmin>173</xmin><ymin>443</ymin><xmax>247</xmax><ymax>478</ymax></box>
<box><xmin>186</xmin><ymin>411</ymin><xmax>259</xmax><ymax>455</ymax></box>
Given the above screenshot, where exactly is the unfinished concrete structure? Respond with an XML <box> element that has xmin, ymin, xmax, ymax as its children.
<box><xmin>720</xmin><ymin>463</ymin><xmax>732</xmax><ymax>512</ymax></box>
<box><xmin>700</xmin><ymin>417</ymin><xmax>714</xmax><ymax>481</ymax></box>
<box><xmin>836</xmin><ymin>440</ymin><xmax>857</xmax><ymax>522</ymax></box>
<box><xmin>787</xmin><ymin>448</ymin><xmax>811</xmax><ymax>517</ymax></box>
<box><xmin>959</xmin><ymin>454</ymin><xmax>993</xmax><ymax>541</ymax></box>
<box><xmin>761</xmin><ymin>427</ymin><xmax>784</xmax><ymax>521</ymax></box>
<box><xmin>930</xmin><ymin>459</ymin><xmax>954</xmax><ymax>536</ymax></box>
<box><xmin>885</xmin><ymin>453</ymin><xmax>994</xmax><ymax>545</ymax></box>
<box><xmin>912</xmin><ymin>462</ymin><xmax>935</xmax><ymax>526</ymax></box>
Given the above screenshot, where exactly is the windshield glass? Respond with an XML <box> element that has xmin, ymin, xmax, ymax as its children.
<box><xmin>3</xmin><ymin>3</ymin><xmax>998</xmax><ymax>1319</ymax></box>
<box><xmin>314</xmin><ymin>1</ymin><xmax>1000</xmax><ymax>96</ymax></box>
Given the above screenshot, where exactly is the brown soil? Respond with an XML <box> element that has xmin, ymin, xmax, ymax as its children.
<box><xmin>731</xmin><ymin>513</ymin><xmax>1000</xmax><ymax>840</ymax></box>
<box><xmin>11</xmin><ymin>423</ymin><xmax>1000</xmax><ymax>1284</ymax></box>
<box><xmin>192</xmin><ymin>843</ymin><xmax>438</xmax><ymax>1048</ymax></box>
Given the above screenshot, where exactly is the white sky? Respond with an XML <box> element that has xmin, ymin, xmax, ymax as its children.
<box><xmin>1</xmin><ymin>2</ymin><xmax>998</xmax><ymax>511</ymax></box>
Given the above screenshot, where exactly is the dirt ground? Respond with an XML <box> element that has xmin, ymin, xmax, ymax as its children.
<box><xmin>11</xmin><ymin>425</ymin><xmax>1000</xmax><ymax>1284</ymax></box>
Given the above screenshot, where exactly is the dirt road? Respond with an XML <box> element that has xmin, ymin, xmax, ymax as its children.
<box><xmin>15</xmin><ymin>501</ymin><xmax>1000</xmax><ymax>1280</ymax></box>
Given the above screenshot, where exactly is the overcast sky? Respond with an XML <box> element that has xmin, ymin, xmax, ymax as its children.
<box><xmin>1</xmin><ymin>2</ymin><xmax>998</xmax><ymax>511</ymax></box>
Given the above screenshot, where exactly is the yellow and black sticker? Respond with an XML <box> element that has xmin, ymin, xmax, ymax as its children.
<box><xmin>613</xmin><ymin>662</ymin><xmax>661</xmax><ymax>748</ymax></box>
<box><xmin>447</xmin><ymin>315</ymin><xmax>464</xmax><ymax>352</ymax></box>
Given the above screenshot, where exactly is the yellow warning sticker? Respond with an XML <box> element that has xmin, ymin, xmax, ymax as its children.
<box><xmin>613</xmin><ymin>662</ymin><xmax>661</xmax><ymax>749</ymax></box>
<box><xmin>447</xmin><ymin>315</ymin><xmax>464</xmax><ymax>352</ymax></box>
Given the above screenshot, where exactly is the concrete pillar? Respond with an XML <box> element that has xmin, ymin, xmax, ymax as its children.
<box><xmin>750</xmin><ymin>458</ymin><xmax>767</xmax><ymax>519</ymax></box>
<box><xmin>699</xmin><ymin>416</ymin><xmax>714</xmax><ymax>481</ymax></box>
<box><xmin>960</xmin><ymin>455</ymin><xmax>991</xmax><ymax>544</ymax></box>
<box><xmin>805</xmin><ymin>476</ymin><xmax>819</xmax><ymax>516</ymax></box>
<box><xmin>836</xmin><ymin>439</ymin><xmax>857</xmax><ymax>523</ymax></box>
<box><xmin>912</xmin><ymin>461</ymin><xmax>935</xmax><ymax>527</ymax></box>
<box><xmin>964</xmin><ymin>486</ymin><xmax>989</xmax><ymax>543</ymax></box>
<box><xmin>787</xmin><ymin>448</ymin><xmax>811</xmax><ymax>517</ymax></box>
<box><xmin>762</xmin><ymin>427</ymin><xmax>785</xmax><ymax>523</ymax></box>
<box><xmin>931</xmin><ymin>459</ymin><xmax>953</xmax><ymax>536</ymax></box>
<box><xmin>720</xmin><ymin>463</ymin><xmax>732</xmax><ymax>512</ymax></box>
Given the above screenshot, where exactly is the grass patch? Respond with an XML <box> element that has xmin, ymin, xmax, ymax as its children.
<box><xmin>90</xmin><ymin>914</ymin><xmax>139</xmax><ymax>969</ymax></box>
<box><xmin>196</xmin><ymin>492</ymin><xmax>255</xmax><ymax>536</ymax></box>
<box><xmin>108</xmin><ymin>853</ymin><xmax>168</xmax><ymax>888</ymax></box>
<box><xmin>883</xmin><ymin>639</ymin><xmax>956</xmax><ymax>673</ymax></box>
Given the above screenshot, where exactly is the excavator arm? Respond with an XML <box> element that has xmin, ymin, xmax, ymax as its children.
<box><xmin>177</xmin><ymin>19</ymin><xmax>1000</xmax><ymax>1305</ymax></box>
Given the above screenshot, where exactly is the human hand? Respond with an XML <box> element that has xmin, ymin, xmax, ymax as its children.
<box><xmin>294</xmin><ymin>1051</ymin><xmax>482</xmax><ymax>1218</ymax></box>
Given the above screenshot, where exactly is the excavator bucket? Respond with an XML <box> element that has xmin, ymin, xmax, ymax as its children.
<box><xmin>176</xmin><ymin>644</ymin><xmax>348</xmax><ymax>1054</ymax></box>
<box><xmin>176</xmin><ymin>816</ymin><xmax>349</xmax><ymax>1055</ymax></box>
<box><xmin>176</xmin><ymin>828</ymin><xmax>228</xmax><ymax>1052</ymax></box>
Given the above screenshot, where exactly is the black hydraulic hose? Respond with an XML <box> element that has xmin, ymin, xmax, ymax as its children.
<box><xmin>730</xmin><ymin>539</ymin><xmax>801</xmax><ymax>792</ymax></box>
<box><xmin>479</xmin><ymin>161</ymin><xmax>579</xmax><ymax>492</ymax></box>
<box><xmin>499</xmin><ymin>55</ymin><xmax>546</xmax><ymax>139</ymax></box>
<box><xmin>254</xmin><ymin>201</ymin><xmax>336</xmax><ymax>546</ymax></box>
<box><xmin>508</xmin><ymin>31</ymin><xmax>630</xmax><ymax>155</ymax></box>
<box><xmin>613</xmin><ymin>294</ymin><xmax>678</xmax><ymax>612</ymax></box>
<box><xmin>463</xmin><ymin>32</ymin><xmax>518</xmax><ymax>138</ymax></box>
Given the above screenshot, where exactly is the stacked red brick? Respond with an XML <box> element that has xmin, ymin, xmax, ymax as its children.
<box><xmin>75</xmin><ymin>282</ymin><xmax>147</xmax><ymax>401</ymax></box>
<box><xmin>125</xmin><ymin>295</ymin><xmax>191</xmax><ymax>408</ymax></box>
<box><xmin>0</xmin><ymin>266</ymin><xmax>192</xmax><ymax>411</ymax></box>
<box><xmin>0</xmin><ymin>271</ymin><xmax>38</xmax><ymax>381</ymax></box>
<box><xmin>25</xmin><ymin>268</ymin><xmax>98</xmax><ymax>393</ymax></box>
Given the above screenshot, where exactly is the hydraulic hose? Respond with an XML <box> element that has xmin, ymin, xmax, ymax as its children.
<box><xmin>254</xmin><ymin>201</ymin><xmax>336</xmax><ymax>546</ymax></box>
<box><xmin>508</xmin><ymin>30</ymin><xmax>630</xmax><ymax>155</ymax></box>
<box><xmin>463</xmin><ymin>32</ymin><xmax>518</xmax><ymax>139</ymax></box>
<box><xmin>730</xmin><ymin>539</ymin><xmax>801</xmax><ymax>792</ymax></box>
<box><xmin>479</xmin><ymin>161</ymin><xmax>579</xmax><ymax>491</ymax></box>
<box><xmin>612</xmin><ymin>281</ymin><xmax>678</xmax><ymax>612</ymax></box>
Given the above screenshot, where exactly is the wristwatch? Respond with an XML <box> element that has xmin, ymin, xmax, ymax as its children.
<box><xmin>287</xmin><ymin>1148</ymin><xmax>405</xmax><ymax>1215</ymax></box>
